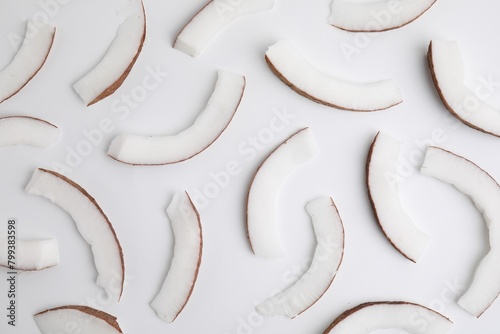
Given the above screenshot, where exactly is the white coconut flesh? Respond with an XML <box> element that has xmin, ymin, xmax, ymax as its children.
<box><xmin>25</xmin><ymin>168</ymin><xmax>125</xmax><ymax>303</ymax></box>
<box><xmin>428</xmin><ymin>40</ymin><xmax>500</xmax><ymax>138</ymax></box>
<box><xmin>324</xmin><ymin>301</ymin><xmax>452</xmax><ymax>334</ymax></box>
<box><xmin>247</xmin><ymin>128</ymin><xmax>319</xmax><ymax>258</ymax></box>
<box><xmin>151</xmin><ymin>192</ymin><xmax>202</xmax><ymax>323</ymax></box>
<box><xmin>34</xmin><ymin>306</ymin><xmax>122</xmax><ymax>334</ymax></box>
<box><xmin>174</xmin><ymin>0</ymin><xmax>275</xmax><ymax>57</ymax></box>
<box><xmin>367</xmin><ymin>132</ymin><xmax>429</xmax><ymax>263</ymax></box>
<box><xmin>108</xmin><ymin>70</ymin><xmax>245</xmax><ymax>165</ymax></box>
<box><xmin>0</xmin><ymin>21</ymin><xmax>55</xmax><ymax>104</ymax></box>
<box><xmin>328</xmin><ymin>0</ymin><xmax>436</xmax><ymax>32</ymax></box>
<box><xmin>265</xmin><ymin>40</ymin><xmax>402</xmax><ymax>111</ymax></box>
<box><xmin>256</xmin><ymin>197</ymin><xmax>344</xmax><ymax>318</ymax></box>
<box><xmin>421</xmin><ymin>146</ymin><xmax>500</xmax><ymax>317</ymax></box>
<box><xmin>0</xmin><ymin>116</ymin><xmax>59</xmax><ymax>147</ymax></box>
<box><xmin>0</xmin><ymin>235</ymin><xmax>59</xmax><ymax>271</ymax></box>
<box><xmin>73</xmin><ymin>0</ymin><xmax>145</xmax><ymax>106</ymax></box>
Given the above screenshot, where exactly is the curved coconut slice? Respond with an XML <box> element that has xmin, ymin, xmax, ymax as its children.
<box><xmin>247</xmin><ymin>128</ymin><xmax>318</xmax><ymax>258</ymax></box>
<box><xmin>428</xmin><ymin>40</ymin><xmax>500</xmax><ymax>138</ymax></box>
<box><xmin>0</xmin><ymin>235</ymin><xmax>59</xmax><ymax>271</ymax></box>
<box><xmin>265</xmin><ymin>40</ymin><xmax>402</xmax><ymax>111</ymax></box>
<box><xmin>0</xmin><ymin>21</ymin><xmax>55</xmax><ymax>104</ymax></box>
<box><xmin>151</xmin><ymin>191</ymin><xmax>202</xmax><ymax>323</ymax></box>
<box><xmin>108</xmin><ymin>70</ymin><xmax>245</xmax><ymax>165</ymax></box>
<box><xmin>366</xmin><ymin>132</ymin><xmax>429</xmax><ymax>262</ymax></box>
<box><xmin>35</xmin><ymin>305</ymin><xmax>122</xmax><ymax>334</ymax></box>
<box><xmin>323</xmin><ymin>301</ymin><xmax>452</xmax><ymax>333</ymax></box>
<box><xmin>174</xmin><ymin>0</ymin><xmax>275</xmax><ymax>57</ymax></box>
<box><xmin>73</xmin><ymin>0</ymin><xmax>146</xmax><ymax>106</ymax></box>
<box><xmin>329</xmin><ymin>0</ymin><xmax>436</xmax><ymax>32</ymax></box>
<box><xmin>421</xmin><ymin>146</ymin><xmax>500</xmax><ymax>317</ymax></box>
<box><xmin>25</xmin><ymin>168</ymin><xmax>125</xmax><ymax>303</ymax></box>
<box><xmin>0</xmin><ymin>116</ymin><xmax>59</xmax><ymax>147</ymax></box>
<box><xmin>256</xmin><ymin>197</ymin><xmax>344</xmax><ymax>318</ymax></box>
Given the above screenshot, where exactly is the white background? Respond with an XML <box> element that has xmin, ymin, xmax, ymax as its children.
<box><xmin>1</xmin><ymin>0</ymin><xmax>500</xmax><ymax>333</ymax></box>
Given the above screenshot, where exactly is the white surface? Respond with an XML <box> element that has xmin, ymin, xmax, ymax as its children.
<box><xmin>1</xmin><ymin>0</ymin><xmax>500</xmax><ymax>333</ymax></box>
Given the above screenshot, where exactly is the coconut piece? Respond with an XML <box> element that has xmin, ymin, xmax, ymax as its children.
<box><xmin>0</xmin><ymin>21</ymin><xmax>55</xmax><ymax>104</ymax></box>
<box><xmin>256</xmin><ymin>197</ymin><xmax>344</xmax><ymax>318</ymax></box>
<box><xmin>0</xmin><ymin>116</ymin><xmax>59</xmax><ymax>147</ymax></box>
<box><xmin>323</xmin><ymin>301</ymin><xmax>452</xmax><ymax>333</ymax></box>
<box><xmin>329</xmin><ymin>0</ymin><xmax>436</xmax><ymax>32</ymax></box>
<box><xmin>151</xmin><ymin>192</ymin><xmax>202</xmax><ymax>323</ymax></box>
<box><xmin>0</xmin><ymin>235</ymin><xmax>59</xmax><ymax>271</ymax></box>
<box><xmin>366</xmin><ymin>132</ymin><xmax>429</xmax><ymax>262</ymax></box>
<box><xmin>428</xmin><ymin>40</ymin><xmax>500</xmax><ymax>138</ymax></box>
<box><xmin>25</xmin><ymin>168</ymin><xmax>125</xmax><ymax>303</ymax></box>
<box><xmin>34</xmin><ymin>305</ymin><xmax>122</xmax><ymax>334</ymax></box>
<box><xmin>73</xmin><ymin>0</ymin><xmax>146</xmax><ymax>106</ymax></box>
<box><xmin>246</xmin><ymin>128</ymin><xmax>318</xmax><ymax>258</ymax></box>
<box><xmin>108</xmin><ymin>70</ymin><xmax>245</xmax><ymax>165</ymax></box>
<box><xmin>421</xmin><ymin>146</ymin><xmax>500</xmax><ymax>317</ymax></box>
<box><xmin>265</xmin><ymin>40</ymin><xmax>402</xmax><ymax>111</ymax></box>
<box><xmin>174</xmin><ymin>0</ymin><xmax>275</xmax><ymax>57</ymax></box>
